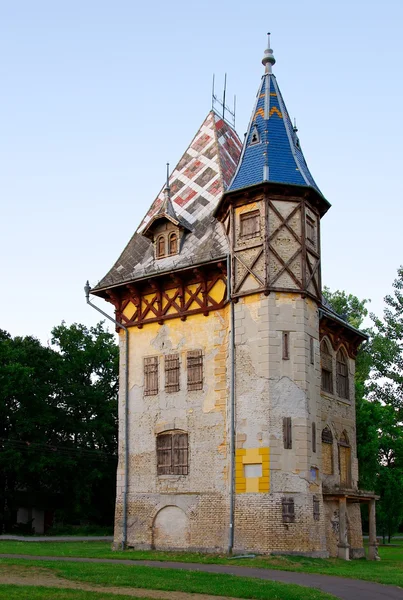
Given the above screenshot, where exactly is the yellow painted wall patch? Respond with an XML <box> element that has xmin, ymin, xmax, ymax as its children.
<box><xmin>235</xmin><ymin>447</ymin><xmax>270</xmax><ymax>494</ymax></box>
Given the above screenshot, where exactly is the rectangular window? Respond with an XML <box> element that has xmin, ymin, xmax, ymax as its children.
<box><xmin>157</xmin><ymin>432</ymin><xmax>188</xmax><ymax>475</ymax></box>
<box><xmin>310</xmin><ymin>337</ymin><xmax>314</xmax><ymax>365</ymax></box>
<box><xmin>312</xmin><ymin>422</ymin><xmax>316</xmax><ymax>453</ymax></box>
<box><xmin>283</xmin><ymin>417</ymin><xmax>292</xmax><ymax>449</ymax></box>
<box><xmin>282</xmin><ymin>332</ymin><xmax>290</xmax><ymax>360</ymax></box>
<box><xmin>144</xmin><ymin>356</ymin><xmax>158</xmax><ymax>396</ymax></box>
<box><xmin>165</xmin><ymin>354</ymin><xmax>180</xmax><ymax>393</ymax></box>
<box><xmin>306</xmin><ymin>216</ymin><xmax>316</xmax><ymax>247</ymax></box>
<box><xmin>187</xmin><ymin>350</ymin><xmax>203</xmax><ymax>391</ymax></box>
<box><xmin>313</xmin><ymin>496</ymin><xmax>320</xmax><ymax>521</ymax></box>
<box><xmin>240</xmin><ymin>210</ymin><xmax>260</xmax><ymax>238</ymax></box>
<box><xmin>282</xmin><ymin>497</ymin><xmax>295</xmax><ymax>523</ymax></box>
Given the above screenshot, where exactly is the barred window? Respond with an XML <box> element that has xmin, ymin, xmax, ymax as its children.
<box><xmin>282</xmin><ymin>497</ymin><xmax>295</xmax><ymax>523</ymax></box>
<box><xmin>313</xmin><ymin>496</ymin><xmax>320</xmax><ymax>521</ymax></box>
<box><xmin>240</xmin><ymin>210</ymin><xmax>260</xmax><ymax>238</ymax></box>
<box><xmin>283</xmin><ymin>417</ymin><xmax>292</xmax><ymax>449</ymax></box>
<box><xmin>165</xmin><ymin>354</ymin><xmax>180</xmax><ymax>393</ymax></box>
<box><xmin>336</xmin><ymin>349</ymin><xmax>349</xmax><ymax>400</ymax></box>
<box><xmin>157</xmin><ymin>431</ymin><xmax>188</xmax><ymax>475</ymax></box>
<box><xmin>187</xmin><ymin>350</ymin><xmax>203</xmax><ymax>391</ymax></box>
<box><xmin>320</xmin><ymin>340</ymin><xmax>333</xmax><ymax>394</ymax></box>
<box><xmin>144</xmin><ymin>356</ymin><xmax>158</xmax><ymax>396</ymax></box>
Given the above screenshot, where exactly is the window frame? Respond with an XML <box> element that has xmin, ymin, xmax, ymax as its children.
<box><xmin>156</xmin><ymin>431</ymin><xmax>189</xmax><ymax>476</ymax></box>
<box><xmin>282</xmin><ymin>497</ymin><xmax>295</xmax><ymax>523</ymax></box>
<box><xmin>144</xmin><ymin>356</ymin><xmax>159</xmax><ymax>396</ymax></box>
<box><xmin>168</xmin><ymin>231</ymin><xmax>178</xmax><ymax>256</ymax></box>
<box><xmin>156</xmin><ymin>235</ymin><xmax>166</xmax><ymax>259</ymax></box>
<box><xmin>165</xmin><ymin>353</ymin><xmax>180</xmax><ymax>393</ymax></box>
<box><xmin>187</xmin><ymin>350</ymin><xmax>203</xmax><ymax>391</ymax></box>
<box><xmin>283</xmin><ymin>417</ymin><xmax>292</xmax><ymax>449</ymax></box>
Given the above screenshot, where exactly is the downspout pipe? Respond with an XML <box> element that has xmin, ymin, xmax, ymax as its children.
<box><xmin>227</xmin><ymin>256</ymin><xmax>236</xmax><ymax>554</ymax></box>
<box><xmin>84</xmin><ymin>281</ymin><xmax>129</xmax><ymax>550</ymax></box>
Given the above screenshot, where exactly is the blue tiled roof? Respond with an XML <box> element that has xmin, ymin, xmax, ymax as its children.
<box><xmin>229</xmin><ymin>75</ymin><xmax>322</xmax><ymax>194</ymax></box>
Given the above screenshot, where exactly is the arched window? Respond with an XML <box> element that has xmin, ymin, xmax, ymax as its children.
<box><xmin>320</xmin><ymin>340</ymin><xmax>333</xmax><ymax>394</ymax></box>
<box><xmin>156</xmin><ymin>235</ymin><xmax>166</xmax><ymax>259</ymax></box>
<box><xmin>339</xmin><ymin>431</ymin><xmax>351</xmax><ymax>488</ymax></box>
<box><xmin>321</xmin><ymin>426</ymin><xmax>333</xmax><ymax>475</ymax></box>
<box><xmin>336</xmin><ymin>349</ymin><xmax>349</xmax><ymax>400</ymax></box>
<box><xmin>156</xmin><ymin>431</ymin><xmax>188</xmax><ymax>475</ymax></box>
<box><xmin>169</xmin><ymin>232</ymin><xmax>178</xmax><ymax>255</ymax></box>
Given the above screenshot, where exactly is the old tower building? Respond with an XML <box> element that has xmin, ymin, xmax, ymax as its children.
<box><xmin>90</xmin><ymin>36</ymin><xmax>378</xmax><ymax>559</ymax></box>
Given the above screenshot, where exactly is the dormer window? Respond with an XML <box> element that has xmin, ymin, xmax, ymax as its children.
<box><xmin>155</xmin><ymin>228</ymin><xmax>180</xmax><ymax>259</ymax></box>
<box><xmin>156</xmin><ymin>235</ymin><xmax>166</xmax><ymax>259</ymax></box>
<box><xmin>169</xmin><ymin>232</ymin><xmax>178</xmax><ymax>255</ymax></box>
<box><xmin>250</xmin><ymin>124</ymin><xmax>260</xmax><ymax>145</ymax></box>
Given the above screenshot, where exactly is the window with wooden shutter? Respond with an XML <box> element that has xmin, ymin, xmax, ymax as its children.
<box><xmin>336</xmin><ymin>350</ymin><xmax>349</xmax><ymax>400</ymax></box>
<box><xmin>320</xmin><ymin>340</ymin><xmax>333</xmax><ymax>394</ymax></box>
<box><xmin>156</xmin><ymin>431</ymin><xmax>188</xmax><ymax>475</ymax></box>
<box><xmin>187</xmin><ymin>350</ymin><xmax>203</xmax><ymax>391</ymax></box>
<box><xmin>313</xmin><ymin>496</ymin><xmax>320</xmax><ymax>521</ymax></box>
<box><xmin>282</xmin><ymin>497</ymin><xmax>295</xmax><ymax>523</ymax></box>
<box><xmin>156</xmin><ymin>433</ymin><xmax>173</xmax><ymax>474</ymax></box>
<box><xmin>156</xmin><ymin>235</ymin><xmax>166</xmax><ymax>258</ymax></box>
<box><xmin>283</xmin><ymin>417</ymin><xmax>292</xmax><ymax>449</ymax></box>
<box><xmin>165</xmin><ymin>354</ymin><xmax>180</xmax><ymax>393</ymax></box>
<box><xmin>144</xmin><ymin>356</ymin><xmax>158</xmax><ymax>396</ymax></box>
<box><xmin>312</xmin><ymin>422</ymin><xmax>316</xmax><ymax>453</ymax></box>
<box><xmin>240</xmin><ymin>210</ymin><xmax>260</xmax><ymax>238</ymax></box>
<box><xmin>169</xmin><ymin>232</ymin><xmax>178</xmax><ymax>256</ymax></box>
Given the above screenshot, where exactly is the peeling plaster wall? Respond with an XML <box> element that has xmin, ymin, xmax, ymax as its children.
<box><xmin>114</xmin><ymin>308</ymin><xmax>230</xmax><ymax>550</ymax></box>
<box><xmin>233</xmin><ymin>292</ymin><xmax>327</xmax><ymax>554</ymax></box>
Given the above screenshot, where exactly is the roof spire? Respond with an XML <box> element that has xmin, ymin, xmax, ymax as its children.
<box><xmin>262</xmin><ymin>32</ymin><xmax>276</xmax><ymax>74</ymax></box>
<box><xmin>164</xmin><ymin>162</ymin><xmax>170</xmax><ymax>201</ymax></box>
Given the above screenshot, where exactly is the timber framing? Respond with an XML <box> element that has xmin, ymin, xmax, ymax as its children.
<box><xmin>319</xmin><ymin>309</ymin><xmax>367</xmax><ymax>359</ymax></box>
<box><xmin>92</xmin><ymin>261</ymin><xmax>227</xmax><ymax>330</ymax></box>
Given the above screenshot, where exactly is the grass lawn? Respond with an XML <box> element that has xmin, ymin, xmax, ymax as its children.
<box><xmin>0</xmin><ymin>561</ymin><xmax>338</xmax><ymax>600</ymax></box>
<box><xmin>0</xmin><ymin>540</ymin><xmax>402</xmax><ymax>587</ymax></box>
<box><xmin>0</xmin><ymin>586</ymin><xmax>153</xmax><ymax>599</ymax></box>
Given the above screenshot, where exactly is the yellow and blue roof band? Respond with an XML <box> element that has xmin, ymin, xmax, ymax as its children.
<box><xmin>229</xmin><ymin>73</ymin><xmax>321</xmax><ymax>194</ymax></box>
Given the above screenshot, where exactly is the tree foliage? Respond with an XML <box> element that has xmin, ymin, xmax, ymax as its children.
<box><xmin>326</xmin><ymin>270</ymin><xmax>403</xmax><ymax>541</ymax></box>
<box><xmin>0</xmin><ymin>322</ymin><xmax>118</xmax><ymax>533</ymax></box>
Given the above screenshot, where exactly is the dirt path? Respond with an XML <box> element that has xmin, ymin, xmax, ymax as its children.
<box><xmin>0</xmin><ymin>564</ymin><xmax>246</xmax><ymax>600</ymax></box>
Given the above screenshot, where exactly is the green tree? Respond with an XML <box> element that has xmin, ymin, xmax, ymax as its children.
<box><xmin>0</xmin><ymin>322</ymin><xmax>118</xmax><ymax>533</ymax></box>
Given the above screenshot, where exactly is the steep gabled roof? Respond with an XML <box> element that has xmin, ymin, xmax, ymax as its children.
<box><xmin>229</xmin><ymin>39</ymin><xmax>323</xmax><ymax>196</ymax></box>
<box><xmin>93</xmin><ymin>111</ymin><xmax>242</xmax><ymax>291</ymax></box>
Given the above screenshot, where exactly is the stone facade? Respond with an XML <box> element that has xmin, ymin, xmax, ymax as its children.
<box><xmin>93</xmin><ymin>41</ymin><xmax>377</xmax><ymax>559</ymax></box>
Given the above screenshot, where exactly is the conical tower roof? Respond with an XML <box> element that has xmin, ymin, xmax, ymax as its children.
<box><xmin>229</xmin><ymin>36</ymin><xmax>323</xmax><ymax>196</ymax></box>
<box><xmin>93</xmin><ymin>111</ymin><xmax>242</xmax><ymax>291</ymax></box>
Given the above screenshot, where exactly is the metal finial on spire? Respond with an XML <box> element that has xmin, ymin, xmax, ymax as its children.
<box><xmin>262</xmin><ymin>32</ymin><xmax>276</xmax><ymax>74</ymax></box>
<box><xmin>164</xmin><ymin>162</ymin><xmax>170</xmax><ymax>199</ymax></box>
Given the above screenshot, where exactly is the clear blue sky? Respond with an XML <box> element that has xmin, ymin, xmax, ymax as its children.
<box><xmin>1</xmin><ymin>0</ymin><xmax>402</xmax><ymax>342</ymax></box>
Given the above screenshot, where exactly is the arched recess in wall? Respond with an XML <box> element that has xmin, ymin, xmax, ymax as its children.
<box><xmin>152</xmin><ymin>505</ymin><xmax>190</xmax><ymax>550</ymax></box>
<box><xmin>321</xmin><ymin>426</ymin><xmax>334</xmax><ymax>475</ymax></box>
<box><xmin>339</xmin><ymin>430</ymin><xmax>352</xmax><ymax>488</ymax></box>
